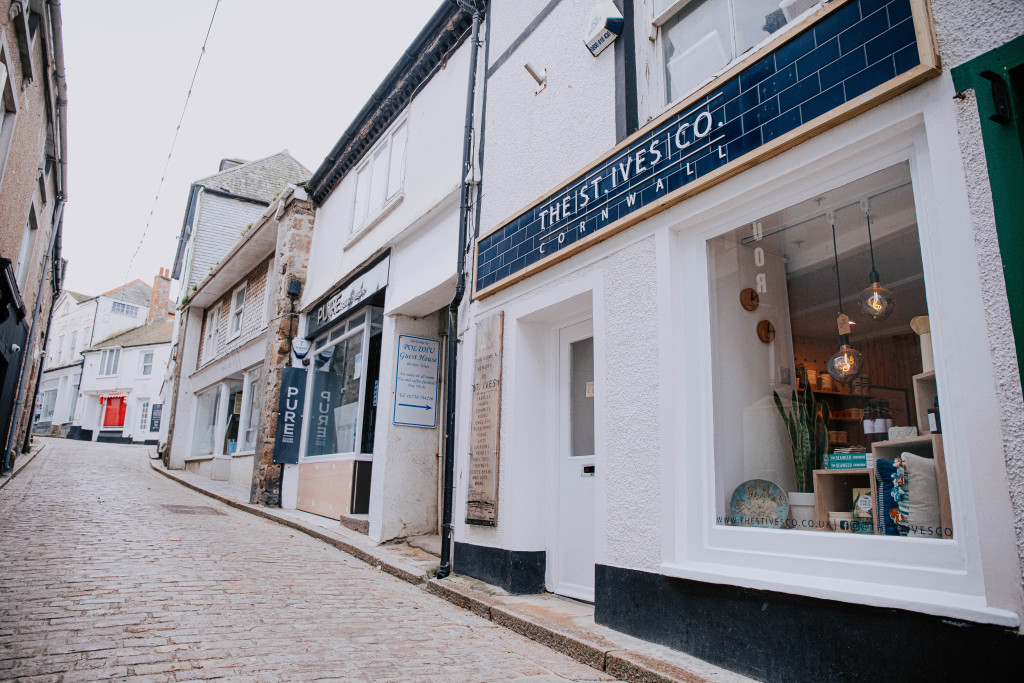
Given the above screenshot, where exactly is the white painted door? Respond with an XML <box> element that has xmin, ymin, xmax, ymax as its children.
<box><xmin>553</xmin><ymin>319</ymin><xmax>596</xmax><ymax>601</ymax></box>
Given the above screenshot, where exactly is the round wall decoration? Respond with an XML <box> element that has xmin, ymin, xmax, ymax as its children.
<box><xmin>756</xmin><ymin>319</ymin><xmax>776</xmax><ymax>343</ymax></box>
<box><xmin>740</xmin><ymin>288</ymin><xmax>759</xmax><ymax>311</ymax></box>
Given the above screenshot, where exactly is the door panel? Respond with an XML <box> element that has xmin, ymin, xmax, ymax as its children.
<box><xmin>554</xmin><ymin>319</ymin><xmax>596</xmax><ymax>601</ymax></box>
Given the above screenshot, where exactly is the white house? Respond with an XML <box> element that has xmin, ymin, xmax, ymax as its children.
<box><xmin>285</xmin><ymin>2</ymin><xmax>475</xmax><ymax>542</ymax></box>
<box><xmin>75</xmin><ymin>320</ymin><xmax>172</xmax><ymax>444</ymax></box>
<box><xmin>35</xmin><ymin>278</ymin><xmax>157</xmax><ymax>437</ymax></box>
<box><xmin>445</xmin><ymin>0</ymin><xmax>1024</xmax><ymax>679</ymax></box>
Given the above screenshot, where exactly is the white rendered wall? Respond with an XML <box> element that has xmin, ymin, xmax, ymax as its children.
<box><xmin>453</xmin><ymin>1</ymin><xmax>1024</xmax><ymax>625</ymax></box>
<box><xmin>303</xmin><ymin>44</ymin><xmax>470</xmax><ymax>311</ymax></box>
<box><xmin>77</xmin><ymin>344</ymin><xmax>170</xmax><ymax>442</ymax></box>
<box><xmin>168</xmin><ymin>308</ymin><xmax>204</xmax><ymax>469</ymax></box>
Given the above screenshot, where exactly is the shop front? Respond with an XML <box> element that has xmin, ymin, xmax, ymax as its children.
<box><xmin>283</xmin><ymin>256</ymin><xmax>388</xmax><ymax>522</ymax></box>
<box><xmin>454</xmin><ymin>0</ymin><xmax>1024</xmax><ymax>678</ymax></box>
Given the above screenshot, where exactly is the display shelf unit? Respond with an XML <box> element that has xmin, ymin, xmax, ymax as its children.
<box><xmin>871</xmin><ymin>433</ymin><xmax>951</xmax><ymax>538</ymax></box>
<box><xmin>913</xmin><ymin>371</ymin><xmax>937</xmax><ymax>432</ymax></box>
<box><xmin>813</xmin><ymin>468</ymin><xmax>876</xmax><ymax>533</ymax></box>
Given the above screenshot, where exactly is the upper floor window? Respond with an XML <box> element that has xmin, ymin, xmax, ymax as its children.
<box><xmin>656</xmin><ymin>0</ymin><xmax>811</xmax><ymax>104</ymax></box>
<box><xmin>111</xmin><ymin>301</ymin><xmax>139</xmax><ymax>317</ymax></box>
<box><xmin>352</xmin><ymin>119</ymin><xmax>408</xmax><ymax>233</ymax></box>
<box><xmin>15</xmin><ymin>207</ymin><xmax>38</xmax><ymax>289</ymax></box>
<box><xmin>55</xmin><ymin>335</ymin><xmax>64</xmax><ymax>365</ymax></box>
<box><xmin>69</xmin><ymin>331</ymin><xmax>77</xmax><ymax>362</ymax></box>
<box><xmin>229</xmin><ymin>284</ymin><xmax>247</xmax><ymax>340</ymax></box>
<box><xmin>202</xmin><ymin>306</ymin><xmax>220</xmax><ymax>363</ymax></box>
<box><xmin>98</xmin><ymin>348</ymin><xmax>120</xmax><ymax>377</ymax></box>
<box><xmin>141</xmin><ymin>351</ymin><xmax>154</xmax><ymax>376</ymax></box>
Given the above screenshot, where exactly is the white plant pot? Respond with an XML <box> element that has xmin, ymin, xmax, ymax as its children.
<box><xmin>787</xmin><ymin>492</ymin><xmax>816</xmax><ymax>530</ymax></box>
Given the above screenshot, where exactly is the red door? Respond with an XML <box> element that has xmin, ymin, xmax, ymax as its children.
<box><xmin>103</xmin><ymin>397</ymin><xmax>126</xmax><ymax>428</ymax></box>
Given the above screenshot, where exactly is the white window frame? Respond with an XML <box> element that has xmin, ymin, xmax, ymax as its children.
<box><xmin>40</xmin><ymin>389</ymin><xmax>56</xmax><ymax>421</ymax></box>
<box><xmin>662</xmin><ymin>113</ymin><xmax>1017</xmax><ymax>627</ymax></box>
<box><xmin>69</xmin><ymin>331</ymin><xmax>77</xmax><ymax>363</ymax></box>
<box><xmin>15</xmin><ymin>205</ymin><xmax>38</xmax><ymax>289</ymax></box>
<box><xmin>0</xmin><ymin>39</ymin><xmax>20</xmax><ymax>197</ymax></box>
<box><xmin>139</xmin><ymin>400</ymin><xmax>150</xmax><ymax>431</ymax></box>
<box><xmin>350</xmin><ymin>117</ymin><xmax>408</xmax><ymax>237</ymax></box>
<box><xmin>297</xmin><ymin>307</ymin><xmax>379</xmax><ymax>463</ymax></box>
<box><xmin>202</xmin><ymin>306</ymin><xmax>220</xmax><ymax>363</ymax></box>
<box><xmin>236</xmin><ymin>367</ymin><xmax>262</xmax><ymax>454</ymax></box>
<box><xmin>98</xmin><ymin>348</ymin><xmax>120</xmax><ymax>377</ymax></box>
<box><xmin>228</xmin><ymin>283</ymin><xmax>246</xmax><ymax>341</ymax></box>
<box><xmin>140</xmin><ymin>350</ymin><xmax>154</xmax><ymax>377</ymax></box>
<box><xmin>111</xmin><ymin>301</ymin><xmax>139</xmax><ymax>317</ymax></box>
<box><xmin>55</xmin><ymin>335</ymin><xmax>64</xmax><ymax>365</ymax></box>
<box><xmin>650</xmin><ymin>0</ymin><xmax>820</xmax><ymax>115</ymax></box>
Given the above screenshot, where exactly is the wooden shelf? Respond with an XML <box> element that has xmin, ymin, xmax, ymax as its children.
<box><xmin>813</xmin><ymin>468</ymin><xmax>876</xmax><ymax>534</ymax></box>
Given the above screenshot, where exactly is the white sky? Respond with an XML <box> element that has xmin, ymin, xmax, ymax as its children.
<box><xmin>60</xmin><ymin>0</ymin><xmax>443</xmax><ymax>299</ymax></box>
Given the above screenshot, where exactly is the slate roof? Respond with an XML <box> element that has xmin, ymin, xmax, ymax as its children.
<box><xmin>65</xmin><ymin>290</ymin><xmax>91</xmax><ymax>303</ymax></box>
<box><xmin>101</xmin><ymin>280</ymin><xmax>154</xmax><ymax>307</ymax></box>
<box><xmin>195</xmin><ymin>150</ymin><xmax>311</xmax><ymax>204</ymax></box>
<box><xmin>87</xmin><ymin>320</ymin><xmax>174</xmax><ymax>351</ymax></box>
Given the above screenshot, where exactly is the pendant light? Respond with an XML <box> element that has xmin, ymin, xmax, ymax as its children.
<box><xmin>857</xmin><ymin>199</ymin><xmax>895</xmax><ymax>320</ymax></box>
<box><xmin>826</xmin><ymin>211</ymin><xmax>865</xmax><ymax>383</ymax></box>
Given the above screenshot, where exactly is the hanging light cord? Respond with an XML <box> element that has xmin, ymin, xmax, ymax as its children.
<box><xmin>121</xmin><ymin>0</ymin><xmax>222</xmax><ymax>290</ymax></box>
<box><xmin>864</xmin><ymin>208</ymin><xmax>879</xmax><ymax>281</ymax></box>
<box><xmin>830</xmin><ymin>213</ymin><xmax>844</xmax><ymax>316</ymax></box>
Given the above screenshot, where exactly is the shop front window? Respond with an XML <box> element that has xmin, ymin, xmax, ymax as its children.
<box><xmin>304</xmin><ymin>307</ymin><xmax>383</xmax><ymax>458</ymax></box>
<box><xmin>707</xmin><ymin>161</ymin><xmax>952</xmax><ymax>541</ymax></box>
<box><xmin>239</xmin><ymin>369</ymin><xmax>262</xmax><ymax>452</ymax></box>
<box><xmin>192</xmin><ymin>388</ymin><xmax>221</xmax><ymax>456</ymax></box>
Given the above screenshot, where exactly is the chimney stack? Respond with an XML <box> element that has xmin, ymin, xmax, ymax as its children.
<box><xmin>148</xmin><ymin>268</ymin><xmax>171</xmax><ymax>323</ymax></box>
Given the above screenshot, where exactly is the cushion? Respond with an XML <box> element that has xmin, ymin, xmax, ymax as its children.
<box><xmin>875</xmin><ymin>458</ymin><xmax>908</xmax><ymax>536</ymax></box>
<box><xmin>903</xmin><ymin>452</ymin><xmax>942</xmax><ymax>538</ymax></box>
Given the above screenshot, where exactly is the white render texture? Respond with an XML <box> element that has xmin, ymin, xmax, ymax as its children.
<box><xmin>934</xmin><ymin>0</ymin><xmax>1024</xmax><ymax>590</ymax></box>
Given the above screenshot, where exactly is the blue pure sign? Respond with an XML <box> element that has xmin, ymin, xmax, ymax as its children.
<box><xmin>475</xmin><ymin>0</ymin><xmax>934</xmax><ymax>296</ymax></box>
<box><xmin>273</xmin><ymin>366</ymin><xmax>307</xmax><ymax>464</ymax></box>
<box><xmin>393</xmin><ymin>335</ymin><xmax>441</xmax><ymax>428</ymax></box>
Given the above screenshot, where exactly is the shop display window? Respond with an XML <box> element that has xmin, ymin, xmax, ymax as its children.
<box><xmin>192</xmin><ymin>388</ymin><xmax>220</xmax><ymax>456</ymax></box>
<box><xmin>304</xmin><ymin>307</ymin><xmax>383</xmax><ymax>458</ymax></box>
<box><xmin>707</xmin><ymin>162</ymin><xmax>952</xmax><ymax>540</ymax></box>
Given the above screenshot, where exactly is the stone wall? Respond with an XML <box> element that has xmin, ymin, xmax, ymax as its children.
<box><xmin>250</xmin><ymin>191</ymin><xmax>314</xmax><ymax>506</ymax></box>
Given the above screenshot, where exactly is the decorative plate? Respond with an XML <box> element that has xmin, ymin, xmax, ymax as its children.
<box><xmin>729</xmin><ymin>479</ymin><xmax>789</xmax><ymax>528</ymax></box>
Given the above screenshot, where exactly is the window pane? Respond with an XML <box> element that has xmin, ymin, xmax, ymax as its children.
<box><xmin>305</xmin><ymin>334</ymin><xmax>364</xmax><ymax>456</ymax></box>
<box><xmin>242</xmin><ymin>373</ymin><xmax>262</xmax><ymax>451</ymax></box>
<box><xmin>353</xmin><ymin>165</ymin><xmax>371</xmax><ymax>228</ymax></box>
<box><xmin>706</xmin><ymin>162</ymin><xmax>951</xmax><ymax>539</ymax></box>
<box><xmin>570</xmin><ymin>337</ymin><xmax>596</xmax><ymax>457</ymax></box>
<box><xmin>368</xmin><ymin>143</ymin><xmax>390</xmax><ymax>217</ymax></box>
<box><xmin>193</xmin><ymin>389</ymin><xmax>220</xmax><ymax>456</ymax></box>
<box><xmin>387</xmin><ymin>123</ymin><xmax>408</xmax><ymax>199</ymax></box>
<box><xmin>663</xmin><ymin>0</ymin><xmax>732</xmax><ymax>103</ymax></box>
<box><xmin>734</xmin><ymin>0</ymin><xmax>791</xmax><ymax>56</ymax></box>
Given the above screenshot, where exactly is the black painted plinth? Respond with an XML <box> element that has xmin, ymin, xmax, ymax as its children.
<box><xmin>595</xmin><ymin>564</ymin><xmax>1024</xmax><ymax>682</ymax></box>
<box><xmin>453</xmin><ymin>541</ymin><xmax>545</xmax><ymax>594</ymax></box>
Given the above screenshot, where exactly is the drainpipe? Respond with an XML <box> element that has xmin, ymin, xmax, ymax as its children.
<box><xmin>439</xmin><ymin>0</ymin><xmax>482</xmax><ymax>579</ymax></box>
<box><xmin>3</xmin><ymin>201</ymin><xmax>65</xmax><ymax>473</ymax></box>
<box><xmin>22</xmin><ymin>259</ymin><xmax>62</xmax><ymax>452</ymax></box>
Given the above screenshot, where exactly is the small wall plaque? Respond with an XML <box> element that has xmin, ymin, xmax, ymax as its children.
<box><xmin>740</xmin><ymin>288</ymin><xmax>759</xmax><ymax>311</ymax></box>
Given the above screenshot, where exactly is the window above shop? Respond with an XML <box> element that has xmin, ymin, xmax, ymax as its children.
<box><xmin>98</xmin><ymin>348</ymin><xmax>120</xmax><ymax>377</ymax></box>
<box><xmin>229</xmin><ymin>284</ymin><xmax>247</xmax><ymax>340</ymax></box>
<box><xmin>351</xmin><ymin>118</ymin><xmax>408</xmax><ymax>235</ymax></box>
<box><xmin>141</xmin><ymin>351</ymin><xmax>154</xmax><ymax>377</ymax></box>
<box><xmin>655</xmin><ymin>0</ymin><xmax>818</xmax><ymax>105</ymax></box>
<box><xmin>111</xmin><ymin>301</ymin><xmax>139</xmax><ymax>317</ymax></box>
<box><xmin>202</xmin><ymin>306</ymin><xmax>220</xmax><ymax>363</ymax></box>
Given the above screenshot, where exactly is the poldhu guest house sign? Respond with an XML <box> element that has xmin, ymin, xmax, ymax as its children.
<box><xmin>474</xmin><ymin>0</ymin><xmax>938</xmax><ymax>297</ymax></box>
<box><xmin>466</xmin><ymin>312</ymin><xmax>503</xmax><ymax>525</ymax></box>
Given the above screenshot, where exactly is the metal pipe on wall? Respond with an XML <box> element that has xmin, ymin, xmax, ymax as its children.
<box><xmin>439</xmin><ymin>0</ymin><xmax>483</xmax><ymax>579</ymax></box>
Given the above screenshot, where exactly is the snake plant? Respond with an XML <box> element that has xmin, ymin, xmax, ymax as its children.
<box><xmin>773</xmin><ymin>384</ymin><xmax>830</xmax><ymax>493</ymax></box>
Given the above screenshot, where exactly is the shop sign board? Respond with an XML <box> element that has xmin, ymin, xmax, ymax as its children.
<box><xmin>474</xmin><ymin>0</ymin><xmax>939</xmax><ymax>298</ymax></box>
<box><xmin>466</xmin><ymin>312</ymin><xmax>503</xmax><ymax>526</ymax></box>
<box><xmin>393</xmin><ymin>335</ymin><xmax>440</xmax><ymax>428</ymax></box>
<box><xmin>149</xmin><ymin>403</ymin><xmax>163</xmax><ymax>433</ymax></box>
<box><xmin>273</xmin><ymin>367</ymin><xmax>307</xmax><ymax>464</ymax></box>
<box><xmin>306</xmin><ymin>255</ymin><xmax>389</xmax><ymax>339</ymax></box>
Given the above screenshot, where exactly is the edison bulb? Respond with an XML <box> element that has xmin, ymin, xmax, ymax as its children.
<box><xmin>828</xmin><ymin>344</ymin><xmax>865</xmax><ymax>383</ymax></box>
<box><xmin>858</xmin><ymin>281</ymin><xmax>895</xmax><ymax>320</ymax></box>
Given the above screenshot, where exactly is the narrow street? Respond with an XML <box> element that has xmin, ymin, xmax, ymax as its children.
<box><xmin>0</xmin><ymin>440</ymin><xmax>610</xmax><ymax>682</ymax></box>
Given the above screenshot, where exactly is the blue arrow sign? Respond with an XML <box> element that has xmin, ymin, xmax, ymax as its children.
<box><xmin>398</xmin><ymin>403</ymin><xmax>432</xmax><ymax>410</ymax></box>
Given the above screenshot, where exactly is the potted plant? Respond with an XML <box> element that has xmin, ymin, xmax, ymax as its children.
<box><xmin>773</xmin><ymin>384</ymin><xmax>830</xmax><ymax>526</ymax></box>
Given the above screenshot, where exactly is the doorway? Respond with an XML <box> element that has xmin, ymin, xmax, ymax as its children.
<box><xmin>551</xmin><ymin>318</ymin><xmax>596</xmax><ymax>601</ymax></box>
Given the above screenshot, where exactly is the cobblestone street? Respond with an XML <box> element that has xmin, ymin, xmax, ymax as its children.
<box><xmin>0</xmin><ymin>440</ymin><xmax>611</xmax><ymax>682</ymax></box>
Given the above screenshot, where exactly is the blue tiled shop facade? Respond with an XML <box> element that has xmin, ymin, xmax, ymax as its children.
<box><xmin>476</xmin><ymin>0</ymin><xmax>921</xmax><ymax>293</ymax></box>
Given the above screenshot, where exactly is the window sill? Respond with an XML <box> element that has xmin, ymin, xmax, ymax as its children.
<box><xmin>346</xmin><ymin>194</ymin><xmax>404</xmax><ymax>249</ymax></box>
<box><xmin>658</xmin><ymin>560</ymin><xmax>1020</xmax><ymax>628</ymax></box>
